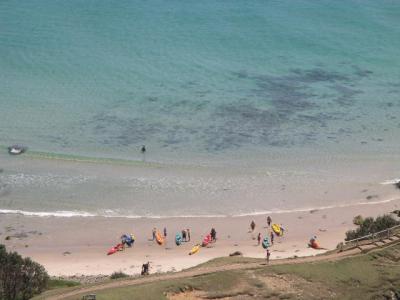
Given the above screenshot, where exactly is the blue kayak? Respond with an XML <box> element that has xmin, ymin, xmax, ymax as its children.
<box><xmin>175</xmin><ymin>233</ymin><xmax>183</xmax><ymax>246</ymax></box>
<box><xmin>262</xmin><ymin>237</ymin><xmax>270</xmax><ymax>249</ymax></box>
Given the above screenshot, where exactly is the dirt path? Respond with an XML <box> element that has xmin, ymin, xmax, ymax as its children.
<box><xmin>46</xmin><ymin>241</ymin><xmax>396</xmax><ymax>300</ymax></box>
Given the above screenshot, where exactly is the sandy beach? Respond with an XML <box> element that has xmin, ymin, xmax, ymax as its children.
<box><xmin>1</xmin><ymin>197</ymin><xmax>399</xmax><ymax>277</ymax></box>
<box><xmin>1</xmin><ymin>151</ymin><xmax>400</xmax><ymax>278</ymax></box>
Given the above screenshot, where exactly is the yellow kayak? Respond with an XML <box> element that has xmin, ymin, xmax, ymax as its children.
<box><xmin>189</xmin><ymin>244</ymin><xmax>201</xmax><ymax>255</ymax></box>
<box><xmin>272</xmin><ymin>224</ymin><xmax>281</xmax><ymax>235</ymax></box>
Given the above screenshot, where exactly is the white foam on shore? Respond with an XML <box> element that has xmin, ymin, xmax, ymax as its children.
<box><xmin>233</xmin><ymin>197</ymin><xmax>400</xmax><ymax>217</ymax></box>
<box><xmin>0</xmin><ymin>209</ymin><xmax>97</xmax><ymax>218</ymax></box>
<box><xmin>1</xmin><ymin>197</ymin><xmax>399</xmax><ymax>219</ymax></box>
<box><xmin>380</xmin><ymin>178</ymin><xmax>400</xmax><ymax>185</ymax></box>
<box><xmin>0</xmin><ymin>209</ymin><xmax>224</xmax><ymax>219</ymax></box>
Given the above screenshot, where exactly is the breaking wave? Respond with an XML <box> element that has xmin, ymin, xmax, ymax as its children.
<box><xmin>1</xmin><ymin>197</ymin><xmax>398</xmax><ymax>219</ymax></box>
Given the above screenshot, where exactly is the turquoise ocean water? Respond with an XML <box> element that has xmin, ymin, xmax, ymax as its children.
<box><xmin>0</xmin><ymin>0</ymin><xmax>400</xmax><ymax>216</ymax></box>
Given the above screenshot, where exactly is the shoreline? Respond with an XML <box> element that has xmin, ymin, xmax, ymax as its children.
<box><xmin>1</xmin><ymin>148</ymin><xmax>400</xmax><ymax>277</ymax></box>
<box><xmin>1</xmin><ymin>197</ymin><xmax>399</xmax><ymax>277</ymax></box>
<box><xmin>0</xmin><ymin>195</ymin><xmax>399</xmax><ymax>219</ymax></box>
<box><xmin>1</xmin><ymin>150</ymin><xmax>400</xmax><ymax>217</ymax></box>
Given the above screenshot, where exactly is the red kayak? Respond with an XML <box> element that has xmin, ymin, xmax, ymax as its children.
<box><xmin>107</xmin><ymin>243</ymin><xmax>124</xmax><ymax>255</ymax></box>
<box><xmin>107</xmin><ymin>247</ymin><xmax>117</xmax><ymax>255</ymax></box>
<box><xmin>202</xmin><ymin>234</ymin><xmax>212</xmax><ymax>247</ymax></box>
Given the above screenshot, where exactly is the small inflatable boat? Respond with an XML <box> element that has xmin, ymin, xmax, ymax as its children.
<box><xmin>8</xmin><ymin>145</ymin><xmax>27</xmax><ymax>155</ymax></box>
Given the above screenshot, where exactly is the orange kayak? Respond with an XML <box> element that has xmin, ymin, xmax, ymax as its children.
<box><xmin>155</xmin><ymin>231</ymin><xmax>164</xmax><ymax>245</ymax></box>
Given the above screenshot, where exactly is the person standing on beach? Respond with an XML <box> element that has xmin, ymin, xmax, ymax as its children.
<box><xmin>280</xmin><ymin>224</ymin><xmax>285</xmax><ymax>236</ymax></box>
<box><xmin>141</xmin><ymin>262</ymin><xmax>150</xmax><ymax>275</ymax></box>
<box><xmin>211</xmin><ymin>228</ymin><xmax>216</xmax><ymax>242</ymax></box>
<box><xmin>152</xmin><ymin>228</ymin><xmax>156</xmax><ymax>241</ymax></box>
<box><xmin>187</xmin><ymin>228</ymin><xmax>191</xmax><ymax>242</ymax></box>
<box><xmin>163</xmin><ymin>227</ymin><xmax>167</xmax><ymax>238</ymax></box>
<box><xmin>257</xmin><ymin>233</ymin><xmax>261</xmax><ymax>245</ymax></box>
<box><xmin>270</xmin><ymin>231</ymin><xmax>274</xmax><ymax>245</ymax></box>
<box><xmin>266</xmin><ymin>249</ymin><xmax>271</xmax><ymax>263</ymax></box>
<box><xmin>267</xmin><ymin>216</ymin><xmax>272</xmax><ymax>227</ymax></box>
<box><xmin>250</xmin><ymin>220</ymin><xmax>256</xmax><ymax>232</ymax></box>
<box><xmin>182</xmin><ymin>229</ymin><xmax>187</xmax><ymax>242</ymax></box>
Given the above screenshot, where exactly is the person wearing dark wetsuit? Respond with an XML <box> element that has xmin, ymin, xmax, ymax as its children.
<box><xmin>210</xmin><ymin>228</ymin><xmax>216</xmax><ymax>242</ymax></box>
<box><xmin>141</xmin><ymin>262</ymin><xmax>150</xmax><ymax>275</ymax></box>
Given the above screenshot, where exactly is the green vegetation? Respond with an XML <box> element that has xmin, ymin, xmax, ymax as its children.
<box><xmin>265</xmin><ymin>243</ymin><xmax>400</xmax><ymax>299</ymax></box>
<box><xmin>73</xmin><ymin>270</ymin><xmax>255</xmax><ymax>300</ymax></box>
<box><xmin>352</xmin><ymin>215</ymin><xmax>364</xmax><ymax>226</ymax></box>
<box><xmin>192</xmin><ymin>256</ymin><xmax>261</xmax><ymax>269</ymax></box>
<box><xmin>345</xmin><ymin>214</ymin><xmax>399</xmax><ymax>241</ymax></box>
<box><xmin>0</xmin><ymin>244</ymin><xmax>49</xmax><ymax>300</ymax></box>
<box><xmin>110</xmin><ymin>272</ymin><xmax>129</xmax><ymax>280</ymax></box>
<box><xmin>47</xmin><ymin>279</ymin><xmax>80</xmax><ymax>290</ymax></box>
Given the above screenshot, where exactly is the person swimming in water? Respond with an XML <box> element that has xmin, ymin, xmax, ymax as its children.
<box><xmin>141</xmin><ymin>145</ymin><xmax>146</xmax><ymax>161</ymax></box>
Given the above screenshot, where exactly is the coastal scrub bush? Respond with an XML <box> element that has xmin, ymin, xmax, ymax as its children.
<box><xmin>353</xmin><ymin>215</ymin><xmax>364</xmax><ymax>226</ymax></box>
<box><xmin>0</xmin><ymin>244</ymin><xmax>49</xmax><ymax>300</ymax></box>
<box><xmin>110</xmin><ymin>271</ymin><xmax>129</xmax><ymax>279</ymax></box>
<box><xmin>345</xmin><ymin>214</ymin><xmax>400</xmax><ymax>241</ymax></box>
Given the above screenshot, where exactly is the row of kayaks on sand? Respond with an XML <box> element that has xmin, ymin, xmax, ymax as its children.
<box><xmin>107</xmin><ymin>226</ymin><xmax>323</xmax><ymax>256</ymax></box>
<box><xmin>107</xmin><ymin>231</ymin><xmax>214</xmax><ymax>256</ymax></box>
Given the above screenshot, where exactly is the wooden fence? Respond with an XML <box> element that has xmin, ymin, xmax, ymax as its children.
<box><xmin>341</xmin><ymin>224</ymin><xmax>400</xmax><ymax>250</ymax></box>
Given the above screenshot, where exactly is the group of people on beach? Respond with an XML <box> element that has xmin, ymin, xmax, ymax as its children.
<box><xmin>151</xmin><ymin>227</ymin><xmax>168</xmax><ymax>240</ymax></box>
<box><xmin>151</xmin><ymin>227</ymin><xmax>192</xmax><ymax>241</ymax></box>
<box><xmin>118</xmin><ymin>215</ymin><xmax>283</xmax><ymax>275</ymax></box>
<box><xmin>149</xmin><ymin>227</ymin><xmax>216</xmax><ymax>244</ymax></box>
<box><xmin>250</xmin><ymin>216</ymin><xmax>286</xmax><ymax>262</ymax></box>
